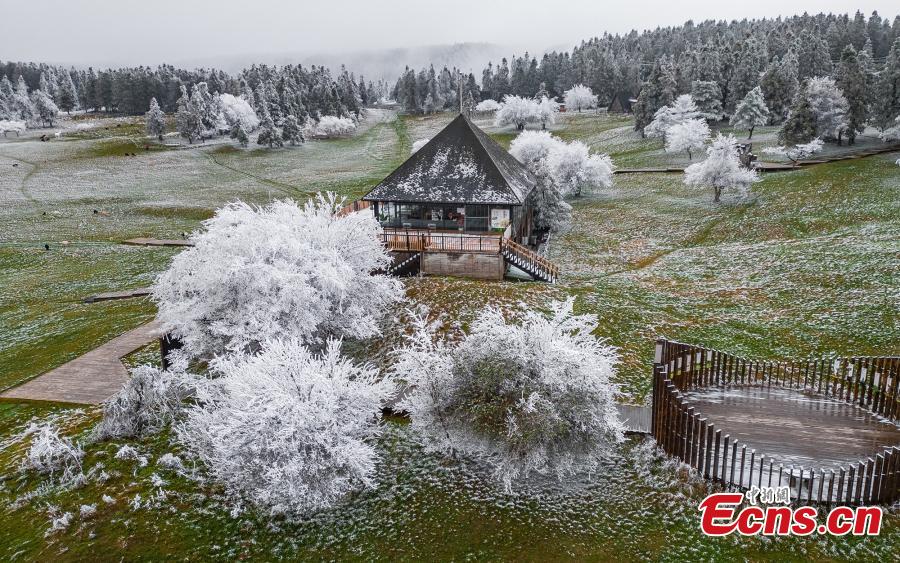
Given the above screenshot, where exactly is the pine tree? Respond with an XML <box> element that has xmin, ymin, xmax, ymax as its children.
<box><xmin>281</xmin><ymin>114</ymin><xmax>304</xmax><ymax>146</ymax></box>
<box><xmin>57</xmin><ymin>71</ymin><xmax>79</xmax><ymax>114</ymax></box>
<box><xmin>175</xmin><ymin>85</ymin><xmax>201</xmax><ymax>144</ymax></box>
<box><xmin>256</xmin><ymin>105</ymin><xmax>283</xmax><ymax>148</ymax></box>
<box><xmin>835</xmin><ymin>45</ymin><xmax>867</xmax><ymax>144</ymax></box>
<box><xmin>760</xmin><ymin>53</ymin><xmax>799</xmax><ymax>123</ymax></box>
<box><xmin>31</xmin><ymin>89</ymin><xmax>58</xmax><ymax>127</ymax></box>
<box><xmin>779</xmin><ymin>87</ymin><xmax>817</xmax><ymax>145</ymax></box>
<box><xmin>230</xmin><ymin>122</ymin><xmax>249</xmax><ymax>147</ymax></box>
<box><xmin>872</xmin><ymin>38</ymin><xmax>900</xmax><ymax>130</ymax></box>
<box><xmin>795</xmin><ymin>29</ymin><xmax>833</xmax><ymax>80</ymax></box>
<box><xmin>145</xmin><ymin>97</ymin><xmax>166</xmax><ymax>141</ymax></box>
<box><xmin>730</xmin><ymin>87</ymin><xmax>770</xmax><ymax>138</ymax></box>
<box><xmin>691</xmin><ymin>81</ymin><xmax>723</xmax><ymax>121</ymax></box>
<box><xmin>633</xmin><ymin>61</ymin><xmax>677</xmax><ymax>134</ymax></box>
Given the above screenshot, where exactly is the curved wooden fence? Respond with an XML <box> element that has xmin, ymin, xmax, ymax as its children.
<box><xmin>651</xmin><ymin>339</ymin><xmax>900</xmax><ymax>505</ymax></box>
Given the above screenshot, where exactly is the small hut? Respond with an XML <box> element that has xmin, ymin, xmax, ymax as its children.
<box><xmin>607</xmin><ymin>92</ymin><xmax>634</xmax><ymax>114</ymax></box>
<box><xmin>361</xmin><ymin>114</ymin><xmax>558</xmax><ymax>281</ymax></box>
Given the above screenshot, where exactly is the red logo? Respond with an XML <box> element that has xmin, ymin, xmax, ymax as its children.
<box><xmin>699</xmin><ymin>492</ymin><xmax>882</xmax><ymax>536</ymax></box>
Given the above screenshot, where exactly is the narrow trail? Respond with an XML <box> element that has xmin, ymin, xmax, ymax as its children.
<box><xmin>0</xmin><ymin>152</ymin><xmax>41</xmax><ymax>203</ymax></box>
<box><xmin>197</xmin><ymin>149</ymin><xmax>309</xmax><ymax>198</ymax></box>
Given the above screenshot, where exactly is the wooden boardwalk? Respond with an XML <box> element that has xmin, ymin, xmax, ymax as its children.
<box><xmin>0</xmin><ymin>321</ymin><xmax>160</xmax><ymax>404</ymax></box>
<box><xmin>122</xmin><ymin>238</ymin><xmax>194</xmax><ymax>247</ymax></box>
<box><xmin>681</xmin><ymin>386</ymin><xmax>900</xmax><ymax>468</ymax></box>
<box><xmin>83</xmin><ymin>287</ymin><xmax>152</xmax><ymax>303</ymax></box>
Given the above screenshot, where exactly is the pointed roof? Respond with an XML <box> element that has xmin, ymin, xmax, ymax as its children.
<box><xmin>362</xmin><ymin>114</ymin><xmax>537</xmax><ymax>205</ymax></box>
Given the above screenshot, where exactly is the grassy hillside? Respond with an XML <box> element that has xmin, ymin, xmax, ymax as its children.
<box><xmin>0</xmin><ymin>110</ymin><xmax>897</xmax><ymax>560</ymax></box>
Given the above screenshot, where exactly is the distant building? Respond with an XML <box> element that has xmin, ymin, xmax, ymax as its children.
<box><xmin>361</xmin><ymin>114</ymin><xmax>558</xmax><ymax>282</ymax></box>
<box><xmin>608</xmin><ymin>93</ymin><xmax>634</xmax><ymax>114</ymax></box>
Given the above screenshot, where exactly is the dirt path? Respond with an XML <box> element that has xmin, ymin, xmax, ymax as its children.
<box><xmin>0</xmin><ymin>321</ymin><xmax>160</xmax><ymax>404</ymax></box>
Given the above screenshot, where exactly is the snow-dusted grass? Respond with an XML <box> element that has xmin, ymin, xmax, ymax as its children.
<box><xmin>0</xmin><ymin>109</ymin><xmax>898</xmax><ymax>558</ymax></box>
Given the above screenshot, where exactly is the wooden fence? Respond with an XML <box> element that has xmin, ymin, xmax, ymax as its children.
<box><xmin>651</xmin><ymin>339</ymin><xmax>900</xmax><ymax>504</ymax></box>
<box><xmin>380</xmin><ymin>229</ymin><xmax>502</xmax><ymax>254</ymax></box>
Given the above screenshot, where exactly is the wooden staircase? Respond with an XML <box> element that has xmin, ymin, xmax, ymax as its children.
<box><xmin>501</xmin><ymin>238</ymin><xmax>560</xmax><ymax>283</ymax></box>
<box><xmin>386</xmin><ymin>252</ymin><xmax>421</xmax><ymax>277</ymax></box>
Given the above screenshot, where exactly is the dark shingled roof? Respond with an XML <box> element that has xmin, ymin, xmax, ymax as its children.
<box><xmin>362</xmin><ymin>114</ymin><xmax>537</xmax><ymax>205</ymax></box>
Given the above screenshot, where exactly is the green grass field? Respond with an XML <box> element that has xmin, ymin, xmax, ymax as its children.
<box><xmin>0</xmin><ymin>111</ymin><xmax>898</xmax><ymax>560</ymax></box>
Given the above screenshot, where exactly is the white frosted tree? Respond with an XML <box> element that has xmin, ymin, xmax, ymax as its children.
<box><xmin>177</xmin><ymin>338</ymin><xmax>395</xmax><ymax>515</ymax></box>
<box><xmin>153</xmin><ymin>193</ymin><xmax>402</xmax><ymax>360</ymax></box>
<box><xmin>256</xmin><ymin>105</ymin><xmax>283</xmax><ymax>148</ymax></box>
<box><xmin>762</xmin><ymin>138</ymin><xmax>824</xmax><ymax>163</ymax></box>
<box><xmin>393</xmin><ymin>299</ymin><xmax>623</xmax><ymax>491</ymax></box>
<box><xmin>665</xmin><ymin>119</ymin><xmax>710</xmax><ymax>159</ymax></box>
<box><xmin>494</xmin><ymin>95</ymin><xmax>540</xmax><ymax>130</ymax></box>
<box><xmin>58</xmin><ymin>71</ymin><xmax>79</xmax><ymax>114</ymax></box>
<box><xmin>31</xmin><ymin>89</ymin><xmax>59</xmax><ymax>127</ymax></box>
<box><xmin>730</xmin><ymin>87</ymin><xmax>770</xmax><ymax>139</ymax></box>
<box><xmin>536</xmin><ymin>96</ymin><xmax>560</xmax><ymax>129</ymax></box>
<box><xmin>684</xmin><ymin>133</ymin><xmax>760</xmax><ymax>202</ymax></box>
<box><xmin>309</xmin><ymin>115</ymin><xmax>356</xmax><ymax>138</ymax></box>
<box><xmin>217</xmin><ymin>93</ymin><xmax>259</xmax><ymax>132</ymax></box>
<box><xmin>645</xmin><ymin>94</ymin><xmax>701</xmax><ymax>139</ymax></box>
<box><xmin>805</xmin><ymin>77</ymin><xmax>850</xmax><ymax>143</ymax></box>
<box><xmin>13</xmin><ymin>76</ymin><xmax>36</xmax><ymax>124</ymax></box>
<box><xmin>474</xmin><ymin>99</ymin><xmax>501</xmax><ymax>113</ymax></box>
<box><xmin>511</xmin><ymin>130</ymin><xmax>614</xmax><ymax>196</ymax></box>
<box><xmin>563</xmin><ymin>84</ymin><xmax>598</xmax><ymax>112</ymax></box>
<box><xmin>145</xmin><ymin>97</ymin><xmax>166</xmax><ymax>141</ymax></box>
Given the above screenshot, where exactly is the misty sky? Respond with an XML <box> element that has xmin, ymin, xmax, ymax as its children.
<box><xmin>2</xmin><ymin>0</ymin><xmax>897</xmax><ymax>67</ymax></box>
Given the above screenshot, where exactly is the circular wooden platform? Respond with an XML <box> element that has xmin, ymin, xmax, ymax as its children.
<box><xmin>681</xmin><ymin>386</ymin><xmax>900</xmax><ymax>469</ymax></box>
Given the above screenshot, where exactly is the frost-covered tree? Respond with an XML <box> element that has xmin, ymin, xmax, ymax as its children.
<box><xmin>58</xmin><ymin>71</ymin><xmax>79</xmax><ymax>114</ymax></box>
<box><xmin>94</xmin><ymin>365</ymin><xmax>196</xmax><ymax>440</ymax></box>
<box><xmin>31</xmin><ymin>89</ymin><xmax>58</xmax><ymax>127</ymax></box>
<box><xmin>495</xmin><ymin>95</ymin><xmax>540</xmax><ymax>130</ymax></box>
<box><xmin>835</xmin><ymin>45</ymin><xmax>868</xmax><ymax>144</ymax></box>
<box><xmin>563</xmin><ymin>84</ymin><xmax>598</xmax><ymax>112</ymax></box>
<box><xmin>633</xmin><ymin>61</ymin><xmax>677</xmax><ymax>134</ymax></box>
<box><xmin>871</xmin><ymin>38</ymin><xmax>900</xmax><ymax>130</ymax></box>
<box><xmin>393</xmin><ymin>299</ymin><xmax>623</xmax><ymax>490</ymax></box>
<box><xmin>309</xmin><ymin>115</ymin><xmax>356</xmax><ymax>138</ymax></box>
<box><xmin>762</xmin><ymin>138</ymin><xmax>824</xmax><ymax>163</ymax></box>
<box><xmin>881</xmin><ymin>116</ymin><xmax>900</xmax><ymax>142</ymax></box>
<box><xmin>281</xmin><ymin>114</ymin><xmax>304</xmax><ymax>146</ymax></box>
<box><xmin>779</xmin><ymin>87</ymin><xmax>818</xmax><ymax>145</ymax></box>
<box><xmin>177</xmin><ymin>338</ymin><xmax>395</xmax><ymax>515</ymax></box>
<box><xmin>145</xmin><ymin>97</ymin><xmax>166</xmax><ymax>141</ymax></box>
<box><xmin>645</xmin><ymin>94</ymin><xmax>700</xmax><ymax>139</ymax></box>
<box><xmin>256</xmin><ymin>106</ymin><xmax>283</xmax><ymax>148</ymax></box>
<box><xmin>22</xmin><ymin>424</ymin><xmax>83</xmax><ymax>482</ymax></box>
<box><xmin>423</xmin><ymin>92</ymin><xmax>435</xmax><ymax>114</ymax></box>
<box><xmin>175</xmin><ymin>85</ymin><xmax>201</xmax><ymax>143</ymax></box>
<box><xmin>730</xmin><ymin>87</ymin><xmax>770</xmax><ymax>139</ymax></box>
<box><xmin>684</xmin><ymin>134</ymin><xmax>760</xmax><ymax>202</ymax></box>
<box><xmin>229</xmin><ymin>122</ymin><xmax>250</xmax><ymax>147</ymax></box>
<box><xmin>153</xmin><ymin>194</ymin><xmax>402</xmax><ymax>359</ymax></box>
<box><xmin>760</xmin><ymin>53</ymin><xmax>799</xmax><ymax>123</ymax></box>
<box><xmin>665</xmin><ymin>119</ymin><xmax>710</xmax><ymax>159</ymax></box>
<box><xmin>510</xmin><ymin>130</ymin><xmax>614</xmax><ymax>196</ymax></box>
<box><xmin>806</xmin><ymin>77</ymin><xmax>850</xmax><ymax>143</ymax></box>
<box><xmin>217</xmin><ymin>93</ymin><xmax>259</xmax><ymax>132</ymax></box>
<box><xmin>536</xmin><ymin>96</ymin><xmax>560</xmax><ymax>129</ymax></box>
<box><xmin>691</xmin><ymin>80</ymin><xmax>723</xmax><ymax>121</ymax></box>
<box><xmin>474</xmin><ymin>99</ymin><xmax>501</xmax><ymax>113</ymax></box>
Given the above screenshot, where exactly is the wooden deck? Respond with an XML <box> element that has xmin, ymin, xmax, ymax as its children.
<box><xmin>0</xmin><ymin>321</ymin><xmax>160</xmax><ymax>404</ymax></box>
<box><xmin>681</xmin><ymin>386</ymin><xmax>900</xmax><ymax>468</ymax></box>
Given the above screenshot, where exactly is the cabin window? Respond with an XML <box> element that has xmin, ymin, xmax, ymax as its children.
<box><xmin>465</xmin><ymin>205</ymin><xmax>489</xmax><ymax>232</ymax></box>
<box><xmin>490</xmin><ymin>208</ymin><xmax>510</xmax><ymax>230</ymax></box>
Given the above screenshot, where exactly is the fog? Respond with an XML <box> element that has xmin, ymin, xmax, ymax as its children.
<box><xmin>1</xmin><ymin>0</ymin><xmax>896</xmax><ymax>73</ymax></box>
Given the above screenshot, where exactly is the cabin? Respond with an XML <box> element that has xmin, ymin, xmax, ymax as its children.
<box><xmin>607</xmin><ymin>92</ymin><xmax>634</xmax><ymax>114</ymax></box>
<box><xmin>361</xmin><ymin>114</ymin><xmax>558</xmax><ymax>282</ymax></box>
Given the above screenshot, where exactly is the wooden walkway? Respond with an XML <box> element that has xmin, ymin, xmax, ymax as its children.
<box><xmin>83</xmin><ymin>287</ymin><xmax>152</xmax><ymax>303</ymax></box>
<box><xmin>0</xmin><ymin>321</ymin><xmax>161</xmax><ymax>404</ymax></box>
<box><xmin>122</xmin><ymin>238</ymin><xmax>194</xmax><ymax>247</ymax></box>
<box><xmin>681</xmin><ymin>386</ymin><xmax>900</xmax><ymax>468</ymax></box>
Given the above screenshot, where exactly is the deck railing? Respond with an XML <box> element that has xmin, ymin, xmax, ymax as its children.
<box><xmin>380</xmin><ymin>228</ymin><xmax>502</xmax><ymax>254</ymax></box>
<box><xmin>651</xmin><ymin>339</ymin><xmax>900</xmax><ymax>504</ymax></box>
<box><xmin>501</xmin><ymin>238</ymin><xmax>560</xmax><ymax>283</ymax></box>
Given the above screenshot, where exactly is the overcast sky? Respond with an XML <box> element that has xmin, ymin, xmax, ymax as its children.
<box><xmin>2</xmin><ymin>1</ymin><xmax>897</xmax><ymax>67</ymax></box>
